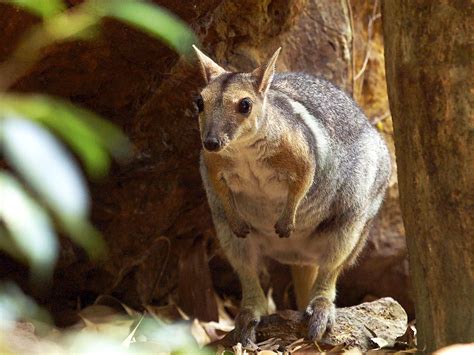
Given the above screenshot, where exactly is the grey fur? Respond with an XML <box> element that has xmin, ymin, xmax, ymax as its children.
<box><xmin>199</xmin><ymin>71</ymin><xmax>391</xmax><ymax>344</ymax></box>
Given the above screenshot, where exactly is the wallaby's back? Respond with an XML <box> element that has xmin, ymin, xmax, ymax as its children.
<box><xmin>267</xmin><ymin>72</ymin><xmax>391</xmax><ymax>224</ymax></box>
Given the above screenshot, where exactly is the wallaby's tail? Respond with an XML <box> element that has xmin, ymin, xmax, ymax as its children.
<box><xmin>291</xmin><ymin>264</ymin><xmax>319</xmax><ymax>310</ymax></box>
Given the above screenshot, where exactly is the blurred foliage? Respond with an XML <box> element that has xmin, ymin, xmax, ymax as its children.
<box><xmin>7</xmin><ymin>0</ymin><xmax>66</xmax><ymax>18</ymax></box>
<box><xmin>0</xmin><ymin>0</ymin><xmax>204</xmax><ymax>353</ymax></box>
<box><xmin>0</xmin><ymin>283</ymin><xmax>51</xmax><ymax>327</ymax></box>
<box><xmin>0</xmin><ymin>0</ymin><xmax>197</xmax><ymax>278</ymax></box>
<box><xmin>0</xmin><ymin>0</ymin><xmax>198</xmax><ymax>90</ymax></box>
<box><xmin>0</xmin><ymin>285</ymin><xmax>213</xmax><ymax>354</ymax></box>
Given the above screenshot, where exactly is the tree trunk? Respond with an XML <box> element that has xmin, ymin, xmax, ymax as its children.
<box><xmin>382</xmin><ymin>1</ymin><xmax>474</xmax><ymax>352</ymax></box>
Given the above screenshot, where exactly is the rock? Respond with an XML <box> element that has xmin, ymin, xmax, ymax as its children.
<box><xmin>219</xmin><ymin>297</ymin><xmax>408</xmax><ymax>352</ymax></box>
<box><xmin>324</xmin><ymin>297</ymin><xmax>407</xmax><ymax>350</ymax></box>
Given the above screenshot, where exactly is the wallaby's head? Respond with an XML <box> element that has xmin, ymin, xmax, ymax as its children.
<box><xmin>193</xmin><ymin>46</ymin><xmax>281</xmax><ymax>153</ymax></box>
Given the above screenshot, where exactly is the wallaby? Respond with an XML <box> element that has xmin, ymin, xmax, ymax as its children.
<box><xmin>193</xmin><ymin>45</ymin><xmax>391</xmax><ymax>345</ymax></box>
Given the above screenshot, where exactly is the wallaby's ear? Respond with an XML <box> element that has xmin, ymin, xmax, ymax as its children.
<box><xmin>192</xmin><ymin>45</ymin><xmax>226</xmax><ymax>84</ymax></box>
<box><xmin>252</xmin><ymin>47</ymin><xmax>281</xmax><ymax>95</ymax></box>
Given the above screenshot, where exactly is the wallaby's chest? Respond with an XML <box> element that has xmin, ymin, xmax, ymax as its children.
<box><xmin>221</xmin><ymin>146</ymin><xmax>290</xmax><ymax>237</ymax></box>
<box><xmin>223</xmin><ymin>148</ymin><xmax>287</xmax><ymax>201</ymax></box>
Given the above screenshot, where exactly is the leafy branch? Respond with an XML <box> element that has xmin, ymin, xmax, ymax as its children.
<box><xmin>0</xmin><ymin>0</ymin><xmax>197</xmax><ymax>279</ymax></box>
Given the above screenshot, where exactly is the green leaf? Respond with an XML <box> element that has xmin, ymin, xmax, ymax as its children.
<box><xmin>61</xmin><ymin>217</ymin><xmax>106</xmax><ymax>260</ymax></box>
<box><xmin>0</xmin><ymin>94</ymin><xmax>130</xmax><ymax>178</ymax></box>
<box><xmin>0</xmin><ymin>172</ymin><xmax>58</xmax><ymax>276</ymax></box>
<box><xmin>1</xmin><ymin>115</ymin><xmax>90</xmax><ymax>218</ymax></box>
<box><xmin>43</xmin><ymin>8</ymin><xmax>100</xmax><ymax>42</ymax></box>
<box><xmin>103</xmin><ymin>0</ymin><xmax>198</xmax><ymax>55</ymax></box>
<box><xmin>5</xmin><ymin>0</ymin><xmax>66</xmax><ymax>18</ymax></box>
<box><xmin>0</xmin><ymin>116</ymin><xmax>106</xmax><ymax>258</ymax></box>
<box><xmin>0</xmin><ymin>283</ymin><xmax>52</xmax><ymax>331</ymax></box>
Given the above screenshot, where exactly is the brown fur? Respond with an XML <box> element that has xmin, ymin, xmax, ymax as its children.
<box><xmin>265</xmin><ymin>132</ymin><xmax>315</xmax><ymax>237</ymax></box>
<box><xmin>202</xmin><ymin>152</ymin><xmax>252</xmax><ymax>238</ymax></box>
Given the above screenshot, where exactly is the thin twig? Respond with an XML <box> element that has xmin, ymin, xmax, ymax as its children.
<box><xmin>346</xmin><ymin>0</ymin><xmax>356</xmax><ymax>95</ymax></box>
<box><xmin>146</xmin><ymin>236</ymin><xmax>171</xmax><ymax>305</ymax></box>
<box><xmin>371</xmin><ymin>111</ymin><xmax>391</xmax><ymax>126</ymax></box>
<box><xmin>354</xmin><ymin>0</ymin><xmax>381</xmax><ymax>82</ymax></box>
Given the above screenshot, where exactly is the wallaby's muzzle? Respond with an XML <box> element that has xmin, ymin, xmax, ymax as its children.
<box><xmin>203</xmin><ymin>136</ymin><xmax>222</xmax><ymax>152</ymax></box>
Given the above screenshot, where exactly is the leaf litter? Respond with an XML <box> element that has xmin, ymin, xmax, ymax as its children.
<box><xmin>0</xmin><ymin>290</ymin><xmax>418</xmax><ymax>354</ymax></box>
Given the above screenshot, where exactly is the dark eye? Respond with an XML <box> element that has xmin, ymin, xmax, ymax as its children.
<box><xmin>195</xmin><ymin>95</ymin><xmax>204</xmax><ymax>113</ymax></box>
<box><xmin>238</xmin><ymin>97</ymin><xmax>252</xmax><ymax>115</ymax></box>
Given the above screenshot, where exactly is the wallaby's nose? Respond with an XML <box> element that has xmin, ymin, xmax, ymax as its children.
<box><xmin>203</xmin><ymin>137</ymin><xmax>221</xmax><ymax>151</ymax></box>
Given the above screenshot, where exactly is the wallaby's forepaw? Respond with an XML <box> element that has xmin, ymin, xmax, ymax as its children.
<box><xmin>230</xmin><ymin>219</ymin><xmax>251</xmax><ymax>238</ymax></box>
<box><xmin>233</xmin><ymin>308</ymin><xmax>260</xmax><ymax>347</ymax></box>
<box><xmin>274</xmin><ymin>217</ymin><xmax>295</xmax><ymax>238</ymax></box>
<box><xmin>305</xmin><ymin>296</ymin><xmax>336</xmax><ymax>341</ymax></box>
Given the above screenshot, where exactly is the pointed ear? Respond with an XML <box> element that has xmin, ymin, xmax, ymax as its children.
<box><xmin>252</xmin><ymin>47</ymin><xmax>281</xmax><ymax>95</ymax></box>
<box><xmin>192</xmin><ymin>45</ymin><xmax>226</xmax><ymax>84</ymax></box>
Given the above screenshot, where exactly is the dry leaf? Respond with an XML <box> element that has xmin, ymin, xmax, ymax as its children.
<box><xmin>190</xmin><ymin>318</ymin><xmax>211</xmax><ymax>347</ymax></box>
<box><xmin>396</xmin><ymin>320</ymin><xmax>417</xmax><ymax>348</ymax></box>
<box><xmin>371</xmin><ymin>337</ymin><xmax>389</xmax><ymax>349</ymax></box>
<box><xmin>77</xmin><ymin>304</ymin><xmax>136</xmax><ymax>340</ymax></box>
<box><xmin>121</xmin><ymin>314</ymin><xmax>145</xmax><ymax>348</ymax></box>
<box><xmin>145</xmin><ymin>304</ymin><xmax>183</xmax><ymax>322</ymax></box>
<box><xmin>233</xmin><ymin>342</ymin><xmax>243</xmax><ymax>355</ymax></box>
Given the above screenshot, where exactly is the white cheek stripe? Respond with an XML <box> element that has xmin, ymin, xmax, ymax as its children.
<box><xmin>288</xmin><ymin>99</ymin><xmax>330</xmax><ymax>168</ymax></box>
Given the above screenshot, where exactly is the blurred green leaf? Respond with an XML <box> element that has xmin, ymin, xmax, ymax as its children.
<box><xmin>0</xmin><ymin>94</ymin><xmax>130</xmax><ymax>178</ymax></box>
<box><xmin>60</xmin><ymin>332</ymin><xmax>130</xmax><ymax>354</ymax></box>
<box><xmin>0</xmin><ymin>115</ymin><xmax>106</xmax><ymax>259</ymax></box>
<box><xmin>1</xmin><ymin>115</ymin><xmax>90</xmax><ymax>217</ymax></box>
<box><xmin>0</xmin><ymin>172</ymin><xmax>58</xmax><ymax>277</ymax></box>
<box><xmin>0</xmin><ymin>3</ymin><xmax>100</xmax><ymax>91</ymax></box>
<box><xmin>0</xmin><ymin>283</ymin><xmax>51</xmax><ymax>329</ymax></box>
<box><xmin>43</xmin><ymin>8</ymin><xmax>100</xmax><ymax>42</ymax></box>
<box><xmin>137</xmin><ymin>318</ymin><xmax>209</xmax><ymax>354</ymax></box>
<box><xmin>5</xmin><ymin>0</ymin><xmax>66</xmax><ymax>18</ymax></box>
<box><xmin>61</xmin><ymin>217</ymin><xmax>106</xmax><ymax>260</ymax></box>
<box><xmin>103</xmin><ymin>0</ymin><xmax>198</xmax><ymax>55</ymax></box>
<box><xmin>0</xmin><ymin>0</ymin><xmax>199</xmax><ymax>282</ymax></box>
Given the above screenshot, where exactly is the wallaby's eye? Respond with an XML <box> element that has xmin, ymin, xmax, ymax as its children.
<box><xmin>195</xmin><ymin>95</ymin><xmax>204</xmax><ymax>113</ymax></box>
<box><xmin>238</xmin><ymin>97</ymin><xmax>252</xmax><ymax>115</ymax></box>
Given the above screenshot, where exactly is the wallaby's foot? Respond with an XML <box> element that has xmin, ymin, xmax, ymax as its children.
<box><xmin>274</xmin><ymin>216</ymin><xmax>295</xmax><ymax>238</ymax></box>
<box><xmin>305</xmin><ymin>296</ymin><xmax>336</xmax><ymax>340</ymax></box>
<box><xmin>233</xmin><ymin>308</ymin><xmax>260</xmax><ymax>346</ymax></box>
<box><xmin>230</xmin><ymin>219</ymin><xmax>251</xmax><ymax>238</ymax></box>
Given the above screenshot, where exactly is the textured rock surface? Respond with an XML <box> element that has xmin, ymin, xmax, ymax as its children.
<box><xmin>219</xmin><ymin>297</ymin><xmax>408</xmax><ymax>351</ymax></box>
<box><xmin>0</xmin><ymin>0</ymin><xmax>411</xmax><ymax>320</ymax></box>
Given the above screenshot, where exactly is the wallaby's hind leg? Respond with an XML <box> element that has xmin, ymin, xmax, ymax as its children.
<box><xmin>306</xmin><ymin>218</ymin><xmax>373</xmax><ymax>340</ymax></box>
<box><xmin>291</xmin><ymin>265</ymin><xmax>319</xmax><ymax>310</ymax></box>
<box><xmin>306</xmin><ymin>265</ymin><xmax>340</xmax><ymax>340</ymax></box>
<box><xmin>214</xmin><ymin>220</ymin><xmax>268</xmax><ymax>346</ymax></box>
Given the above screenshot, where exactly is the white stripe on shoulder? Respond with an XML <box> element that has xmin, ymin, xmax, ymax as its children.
<box><xmin>288</xmin><ymin>99</ymin><xmax>330</xmax><ymax>167</ymax></box>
